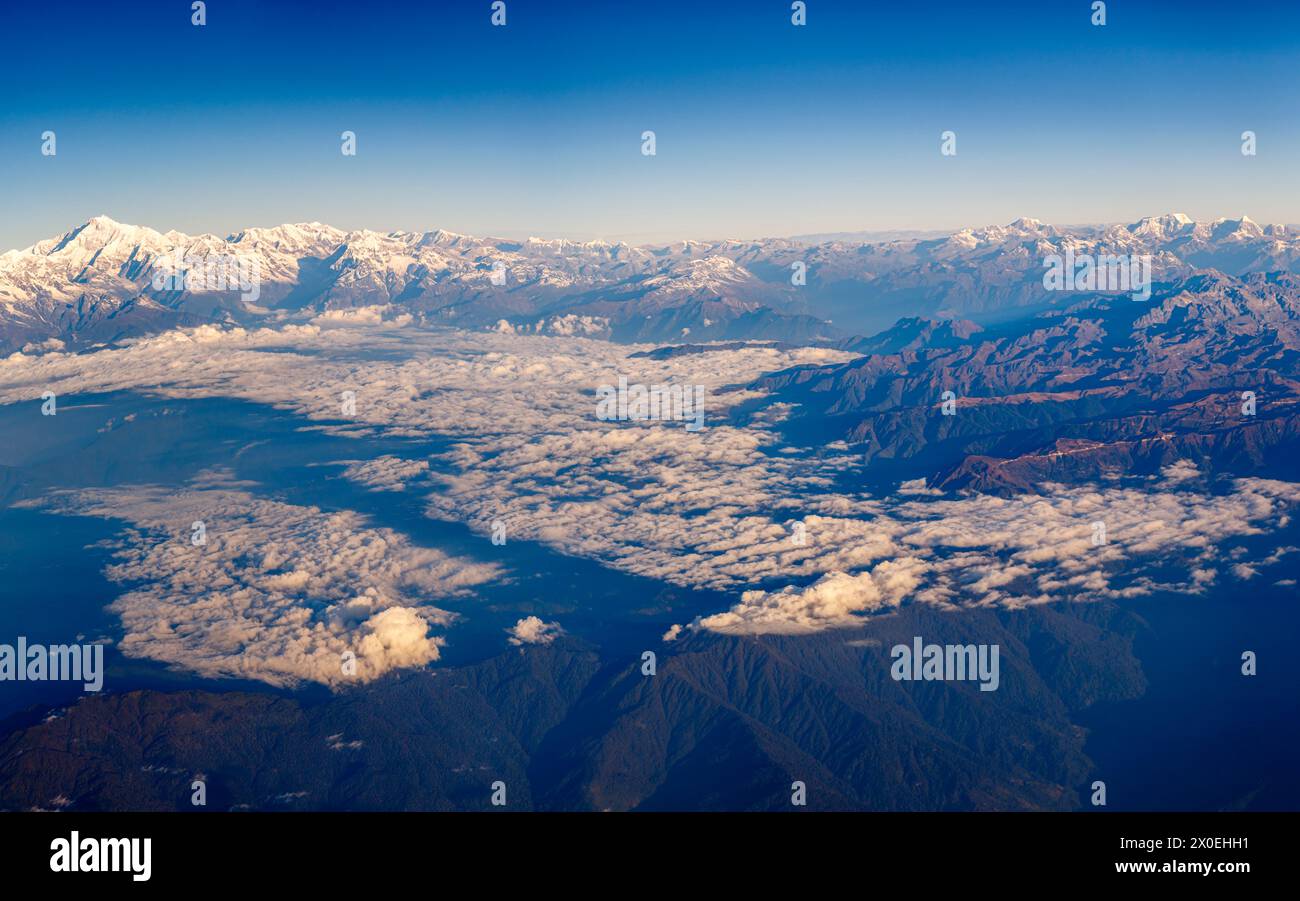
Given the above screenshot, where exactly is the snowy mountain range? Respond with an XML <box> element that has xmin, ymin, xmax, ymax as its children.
<box><xmin>2</xmin><ymin>213</ymin><xmax>1298</xmax><ymax>354</ymax></box>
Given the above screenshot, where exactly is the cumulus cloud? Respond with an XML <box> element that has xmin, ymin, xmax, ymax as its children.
<box><xmin>339</xmin><ymin>455</ymin><xmax>430</xmax><ymax>492</ymax></box>
<box><xmin>1232</xmin><ymin>562</ymin><xmax>1260</xmax><ymax>580</ymax></box>
<box><xmin>1161</xmin><ymin>460</ymin><xmax>1202</xmax><ymax>483</ymax></box>
<box><xmin>20</xmin><ymin>337</ymin><xmax>65</xmax><ymax>354</ymax></box>
<box><xmin>21</xmin><ymin>478</ymin><xmax>502</xmax><ymax>688</ymax></box>
<box><xmin>897</xmin><ymin>477</ymin><xmax>941</xmax><ymax>496</ymax></box>
<box><xmin>695</xmin><ymin>560</ymin><xmax>927</xmax><ymax>635</ymax></box>
<box><xmin>506</xmin><ymin>616</ymin><xmax>564</xmax><ymax>646</ymax></box>
<box><xmin>311</xmin><ymin>304</ymin><xmax>411</xmax><ymax>326</ymax></box>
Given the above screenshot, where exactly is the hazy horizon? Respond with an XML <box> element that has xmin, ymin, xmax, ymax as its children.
<box><xmin>5</xmin><ymin>208</ymin><xmax>1294</xmax><ymax>255</ymax></box>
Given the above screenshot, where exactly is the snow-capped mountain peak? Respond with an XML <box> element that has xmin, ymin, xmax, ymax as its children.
<box><xmin>3</xmin><ymin>212</ymin><xmax>1299</xmax><ymax>354</ymax></box>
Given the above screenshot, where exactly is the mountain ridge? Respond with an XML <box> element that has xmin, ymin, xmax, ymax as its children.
<box><xmin>750</xmin><ymin>268</ymin><xmax>1300</xmax><ymax>492</ymax></box>
<box><xmin>5</xmin><ymin>212</ymin><xmax>1300</xmax><ymax>355</ymax></box>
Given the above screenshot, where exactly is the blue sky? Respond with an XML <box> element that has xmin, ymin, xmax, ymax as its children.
<box><xmin>1</xmin><ymin>0</ymin><xmax>1296</xmax><ymax>249</ymax></box>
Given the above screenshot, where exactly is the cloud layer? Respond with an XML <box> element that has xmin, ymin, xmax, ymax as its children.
<box><xmin>23</xmin><ymin>476</ymin><xmax>501</xmax><ymax>687</ymax></box>
<box><xmin>5</xmin><ymin>322</ymin><xmax>1299</xmax><ymax>643</ymax></box>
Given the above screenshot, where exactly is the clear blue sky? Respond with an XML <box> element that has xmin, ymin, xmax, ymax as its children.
<box><xmin>1</xmin><ymin>0</ymin><xmax>1296</xmax><ymax>249</ymax></box>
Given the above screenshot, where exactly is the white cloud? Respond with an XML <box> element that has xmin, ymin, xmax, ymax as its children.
<box><xmin>21</xmin><ymin>477</ymin><xmax>502</xmax><ymax>688</ymax></box>
<box><xmin>1161</xmin><ymin>460</ymin><xmax>1201</xmax><ymax>483</ymax></box>
<box><xmin>506</xmin><ymin>616</ymin><xmax>564</xmax><ymax>646</ymax></box>
<box><xmin>694</xmin><ymin>560</ymin><xmax>927</xmax><ymax>635</ymax></box>
<box><xmin>311</xmin><ymin>304</ymin><xmax>411</xmax><ymax>326</ymax></box>
<box><xmin>897</xmin><ymin>477</ymin><xmax>941</xmax><ymax>496</ymax></box>
<box><xmin>5</xmin><ymin>321</ymin><xmax>1299</xmax><ymax>640</ymax></box>
<box><xmin>339</xmin><ymin>455</ymin><xmax>430</xmax><ymax>492</ymax></box>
